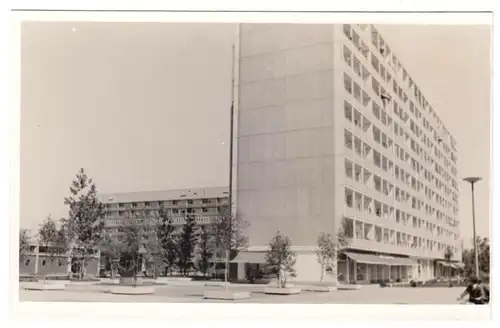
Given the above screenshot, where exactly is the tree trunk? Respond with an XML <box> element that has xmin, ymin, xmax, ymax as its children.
<box><xmin>320</xmin><ymin>264</ymin><xmax>324</xmax><ymax>282</ymax></box>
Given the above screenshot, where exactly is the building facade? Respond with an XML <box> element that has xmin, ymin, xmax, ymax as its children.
<box><xmin>100</xmin><ymin>187</ymin><xmax>229</xmax><ymax>232</ymax></box>
<box><xmin>234</xmin><ymin>24</ymin><xmax>461</xmax><ymax>283</ymax></box>
<box><xmin>99</xmin><ymin>187</ymin><xmax>231</xmax><ymax>275</ymax></box>
<box><xmin>19</xmin><ymin>243</ymin><xmax>100</xmax><ymax>277</ymax></box>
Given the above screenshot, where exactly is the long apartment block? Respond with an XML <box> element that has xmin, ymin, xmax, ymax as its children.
<box><xmin>99</xmin><ymin>187</ymin><xmax>229</xmax><ymax>241</ymax></box>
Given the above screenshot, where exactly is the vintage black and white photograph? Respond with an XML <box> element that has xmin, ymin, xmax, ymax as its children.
<box><xmin>13</xmin><ymin>13</ymin><xmax>491</xmax><ymax>310</ymax></box>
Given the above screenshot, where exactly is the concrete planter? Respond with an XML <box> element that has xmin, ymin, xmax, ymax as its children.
<box><xmin>338</xmin><ymin>284</ymin><xmax>362</xmax><ymax>290</ymax></box>
<box><xmin>119</xmin><ymin>277</ymin><xmax>143</xmax><ymax>285</ymax></box>
<box><xmin>204</xmin><ymin>281</ymin><xmax>230</xmax><ymax>287</ymax></box>
<box><xmin>100</xmin><ymin>278</ymin><xmax>120</xmax><ymax>285</ymax></box>
<box><xmin>264</xmin><ymin>287</ymin><xmax>301</xmax><ymax>295</ymax></box>
<box><xmin>24</xmin><ymin>282</ymin><xmax>66</xmax><ymax>291</ymax></box>
<box><xmin>302</xmin><ymin>285</ymin><xmax>338</xmax><ymax>292</ymax></box>
<box><xmin>38</xmin><ymin>279</ymin><xmax>70</xmax><ymax>285</ymax></box>
<box><xmin>203</xmin><ymin>290</ymin><xmax>251</xmax><ymax>300</ymax></box>
<box><xmin>68</xmin><ymin>280</ymin><xmax>99</xmax><ymax>286</ymax></box>
<box><xmin>110</xmin><ymin>286</ymin><xmax>155</xmax><ymax>295</ymax></box>
<box><xmin>156</xmin><ymin>277</ymin><xmax>192</xmax><ymax>285</ymax></box>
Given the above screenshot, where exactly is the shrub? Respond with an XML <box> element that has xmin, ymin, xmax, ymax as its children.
<box><xmin>410</xmin><ymin>280</ymin><xmax>417</xmax><ymax>287</ymax></box>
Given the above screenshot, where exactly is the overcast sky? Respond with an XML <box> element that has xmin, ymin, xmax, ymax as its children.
<box><xmin>20</xmin><ymin>22</ymin><xmax>491</xmax><ymax>247</ymax></box>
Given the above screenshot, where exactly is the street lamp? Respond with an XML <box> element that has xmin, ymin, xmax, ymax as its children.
<box><xmin>463</xmin><ymin>177</ymin><xmax>481</xmax><ymax>278</ymax></box>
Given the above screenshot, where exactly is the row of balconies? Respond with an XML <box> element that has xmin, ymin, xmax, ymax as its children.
<box><xmin>106</xmin><ymin>198</ymin><xmax>229</xmax><ymax>210</ymax></box>
<box><xmin>344</xmin><ymin>187</ymin><xmax>459</xmax><ymax>241</ymax></box>
<box><xmin>344</xmin><ymin>215</ymin><xmax>459</xmax><ymax>258</ymax></box>
<box><xmin>344</xmin><ymin>127</ymin><xmax>457</xmax><ymax>219</ymax></box>
<box><xmin>342</xmin><ymin>46</ymin><xmax>458</xmax><ymax>198</ymax></box>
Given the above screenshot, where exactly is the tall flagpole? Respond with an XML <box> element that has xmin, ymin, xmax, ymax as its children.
<box><xmin>225</xmin><ymin>44</ymin><xmax>235</xmax><ymax>292</ymax></box>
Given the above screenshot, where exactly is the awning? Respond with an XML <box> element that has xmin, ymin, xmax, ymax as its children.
<box><xmin>230</xmin><ymin>252</ymin><xmax>266</xmax><ymax>264</ymax></box>
<box><xmin>437</xmin><ymin>261</ymin><xmax>452</xmax><ymax>267</ymax></box>
<box><xmin>344</xmin><ymin>252</ymin><xmax>416</xmax><ymax>266</ymax></box>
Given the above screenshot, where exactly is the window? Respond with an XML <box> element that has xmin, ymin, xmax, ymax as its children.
<box><xmin>343</xmin><ymin>218</ymin><xmax>354</xmax><ymax>238</ymax></box>
<box><xmin>370</xmin><ymin>52</ymin><xmax>379</xmax><ymax>73</ymax></box>
<box><xmin>345</xmin><ymin>188</ymin><xmax>354</xmax><ymax>208</ymax></box>
<box><xmin>25</xmin><ymin>259</ymin><xmax>30</xmax><ymax>266</ymax></box>
<box><xmin>383</xmin><ymin>229</ymin><xmax>389</xmax><ymax>243</ymax></box>
<box><xmin>371</xmin><ymin>27</ymin><xmax>379</xmax><ymax>47</ymax></box>
<box><xmin>344</xmin><ymin>73</ymin><xmax>353</xmax><ymax>94</ymax></box>
<box><xmin>345</xmin><ymin>159</ymin><xmax>353</xmax><ymax>179</ymax></box>
<box><xmin>371</xmin><ymin>77</ymin><xmax>380</xmax><ymax>96</ymax></box>
<box><xmin>343</xmin><ymin>24</ymin><xmax>352</xmax><ymax>39</ymax></box>
<box><xmin>344</xmin><ymin>130</ymin><xmax>353</xmax><ymax>149</ymax></box>
<box><xmin>343</xmin><ymin>45</ymin><xmax>352</xmax><ymax>66</ymax></box>
<box><xmin>364</xmin><ymin>223</ymin><xmax>373</xmax><ymax>240</ymax></box>
<box><xmin>362</xmin><ymin>90</ymin><xmax>370</xmax><ymax>107</ymax></box>
<box><xmin>352</xmin><ymin>31</ymin><xmax>360</xmax><ymax>47</ymax></box>
<box><xmin>355</xmin><ymin>192</ymin><xmax>363</xmax><ymax>210</ymax></box>
<box><xmin>353</xmin><ymin>82</ymin><xmax>361</xmax><ymax>102</ymax></box>
<box><xmin>372</xmin><ymin>102</ymin><xmax>380</xmax><ymax>119</ymax></box>
<box><xmin>375</xmin><ymin>226</ymin><xmax>382</xmax><ymax>242</ymax></box>
<box><xmin>344</xmin><ymin>100</ymin><xmax>352</xmax><ymax>121</ymax></box>
<box><xmin>374</xmin><ymin>201</ymin><xmax>382</xmax><ymax>217</ymax></box>
<box><xmin>353</xmin><ymin>109</ymin><xmax>362</xmax><ymax>128</ymax></box>
<box><xmin>353</xmin><ymin>56</ymin><xmax>361</xmax><ymax>77</ymax></box>
<box><xmin>355</xmin><ymin>221</ymin><xmax>363</xmax><ymax>239</ymax></box>
<box><xmin>188</xmin><ymin>200</ymin><xmax>193</xmax><ymax>205</ymax></box>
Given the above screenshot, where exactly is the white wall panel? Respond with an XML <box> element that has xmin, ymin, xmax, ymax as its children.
<box><xmin>285</xmin><ymin>70</ymin><xmax>333</xmax><ymax>103</ymax></box>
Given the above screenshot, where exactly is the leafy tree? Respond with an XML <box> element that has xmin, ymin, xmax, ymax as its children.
<box><xmin>265</xmin><ymin>229</ymin><xmax>296</xmax><ymax>288</ymax></box>
<box><xmin>316</xmin><ymin>218</ymin><xmax>352</xmax><ymax>283</ymax></box>
<box><xmin>38</xmin><ymin>215</ymin><xmax>58</xmax><ymax>252</ymax></box>
<box><xmin>462</xmin><ymin>236</ymin><xmax>490</xmax><ymax>281</ymax></box>
<box><xmin>62</xmin><ymin>168</ymin><xmax>105</xmax><ymax>279</ymax></box>
<box><xmin>155</xmin><ymin>202</ymin><xmax>178</xmax><ymax>276</ymax></box>
<box><xmin>212</xmin><ymin>206</ymin><xmax>249</xmax><ymax>282</ymax></box>
<box><xmin>19</xmin><ymin>228</ymin><xmax>31</xmax><ymax>262</ymax></box>
<box><xmin>37</xmin><ymin>215</ymin><xmax>68</xmax><ymax>278</ymax></box>
<box><xmin>477</xmin><ymin>237</ymin><xmax>490</xmax><ymax>275</ymax></box>
<box><xmin>196</xmin><ymin>225</ymin><xmax>215</xmax><ymax>277</ymax></box>
<box><xmin>316</xmin><ymin>233</ymin><xmax>336</xmax><ymax>282</ymax></box>
<box><xmin>116</xmin><ymin>215</ymin><xmax>154</xmax><ymax>282</ymax></box>
<box><xmin>177</xmin><ymin>214</ymin><xmax>199</xmax><ymax>276</ymax></box>
<box><xmin>444</xmin><ymin>246</ymin><xmax>454</xmax><ymax>287</ymax></box>
<box><xmin>99</xmin><ymin>232</ymin><xmax>121</xmax><ymax>279</ymax></box>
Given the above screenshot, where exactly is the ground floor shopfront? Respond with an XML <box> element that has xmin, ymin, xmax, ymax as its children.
<box><xmin>231</xmin><ymin>249</ymin><xmax>462</xmax><ymax>284</ymax></box>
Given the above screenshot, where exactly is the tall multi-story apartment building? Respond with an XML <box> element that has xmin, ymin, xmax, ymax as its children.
<box><xmin>99</xmin><ymin>187</ymin><xmax>229</xmax><ymax>237</ymax></box>
<box><xmin>234</xmin><ymin>24</ymin><xmax>461</xmax><ymax>283</ymax></box>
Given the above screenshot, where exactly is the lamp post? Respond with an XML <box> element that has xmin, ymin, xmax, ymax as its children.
<box><xmin>463</xmin><ymin>177</ymin><xmax>481</xmax><ymax>278</ymax></box>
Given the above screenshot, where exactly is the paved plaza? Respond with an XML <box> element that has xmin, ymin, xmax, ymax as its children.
<box><xmin>19</xmin><ymin>282</ymin><xmax>470</xmax><ymax>304</ymax></box>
